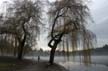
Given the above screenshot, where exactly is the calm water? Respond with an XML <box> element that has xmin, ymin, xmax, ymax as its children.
<box><xmin>25</xmin><ymin>56</ymin><xmax>108</xmax><ymax>71</ymax></box>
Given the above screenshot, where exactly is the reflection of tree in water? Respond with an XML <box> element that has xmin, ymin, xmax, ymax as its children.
<box><xmin>48</xmin><ymin>0</ymin><xmax>96</xmax><ymax>65</ymax></box>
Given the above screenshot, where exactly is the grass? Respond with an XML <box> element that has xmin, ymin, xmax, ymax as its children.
<box><xmin>0</xmin><ymin>56</ymin><xmax>33</xmax><ymax>71</ymax></box>
<box><xmin>0</xmin><ymin>56</ymin><xmax>67</xmax><ymax>71</ymax></box>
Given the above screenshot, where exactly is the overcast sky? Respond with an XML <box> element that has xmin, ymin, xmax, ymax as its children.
<box><xmin>0</xmin><ymin>0</ymin><xmax>108</xmax><ymax>50</ymax></box>
<box><xmin>89</xmin><ymin>0</ymin><xmax>108</xmax><ymax>47</ymax></box>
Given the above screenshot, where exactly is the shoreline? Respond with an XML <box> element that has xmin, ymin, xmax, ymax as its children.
<box><xmin>0</xmin><ymin>56</ymin><xmax>68</xmax><ymax>71</ymax></box>
<box><xmin>25</xmin><ymin>55</ymin><xmax>108</xmax><ymax>67</ymax></box>
<box><xmin>1</xmin><ymin>56</ymin><xmax>108</xmax><ymax>71</ymax></box>
<box><xmin>17</xmin><ymin>60</ymin><xmax>68</xmax><ymax>71</ymax></box>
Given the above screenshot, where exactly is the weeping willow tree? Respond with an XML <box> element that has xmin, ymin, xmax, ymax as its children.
<box><xmin>48</xmin><ymin>0</ymin><xmax>96</xmax><ymax>64</ymax></box>
<box><xmin>0</xmin><ymin>0</ymin><xmax>42</xmax><ymax>59</ymax></box>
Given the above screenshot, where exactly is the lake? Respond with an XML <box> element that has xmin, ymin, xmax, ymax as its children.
<box><xmin>25</xmin><ymin>56</ymin><xmax>108</xmax><ymax>71</ymax></box>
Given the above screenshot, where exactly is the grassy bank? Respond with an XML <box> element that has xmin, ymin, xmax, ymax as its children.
<box><xmin>0</xmin><ymin>56</ymin><xmax>33</xmax><ymax>71</ymax></box>
<box><xmin>0</xmin><ymin>56</ymin><xmax>67</xmax><ymax>71</ymax></box>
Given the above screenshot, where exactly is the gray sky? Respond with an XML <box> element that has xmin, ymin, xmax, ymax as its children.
<box><xmin>89</xmin><ymin>0</ymin><xmax>108</xmax><ymax>47</ymax></box>
<box><xmin>0</xmin><ymin>0</ymin><xmax>108</xmax><ymax>50</ymax></box>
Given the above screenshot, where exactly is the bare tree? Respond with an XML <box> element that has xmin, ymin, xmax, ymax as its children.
<box><xmin>48</xmin><ymin>0</ymin><xmax>96</xmax><ymax>64</ymax></box>
<box><xmin>0</xmin><ymin>0</ymin><xmax>42</xmax><ymax>59</ymax></box>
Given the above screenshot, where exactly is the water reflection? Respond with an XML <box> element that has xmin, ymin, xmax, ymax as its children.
<box><xmin>59</xmin><ymin>61</ymin><xmax>108</xmax><ymax>71</ymax></box>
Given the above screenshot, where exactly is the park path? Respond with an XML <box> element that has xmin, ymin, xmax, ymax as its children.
<box><xmin>17</xmin><ymin>61</ymin><xmax>67</xmax><ymax>71</ymax></box>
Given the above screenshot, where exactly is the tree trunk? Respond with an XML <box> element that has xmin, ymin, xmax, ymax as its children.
<box><xmin>17</xmin><ymin>44</ymin><xmax>24</xmax><ymax>60</ymax></box>
<box><xmin>49</xmin><ymin>48</ymin><xmax>56</xmax><ymax>64</ymax></box>
<box><xmin>48</xmin><ymin>32</ymin><xmax>64</xmax><ymax>64</ymax></box>
<box><xmin>17</xmin><ymin>34</ymin><xmax>26</xmax><ymax>60</ymax></box>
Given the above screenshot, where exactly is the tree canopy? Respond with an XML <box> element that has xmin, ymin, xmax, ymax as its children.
<box><xmin>0</xmin><ymin>0</ymin><xmax>42</xmax><ymax>59</ymax></box>
<box><xmin>0</xmin><ymin>0</ymin><xmax>96</xmax><ymax>65</ymax></box>
<box><xmin>48</xmin><ymin>0</ymin><xmax>96</xmax><ymax>64</ymax></box>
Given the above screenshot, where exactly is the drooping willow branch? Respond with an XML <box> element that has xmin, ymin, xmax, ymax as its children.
<box><xmin>48</xmin><ymin>0</ymin><xmax>96</xmax><ymax>65</ymax></box>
